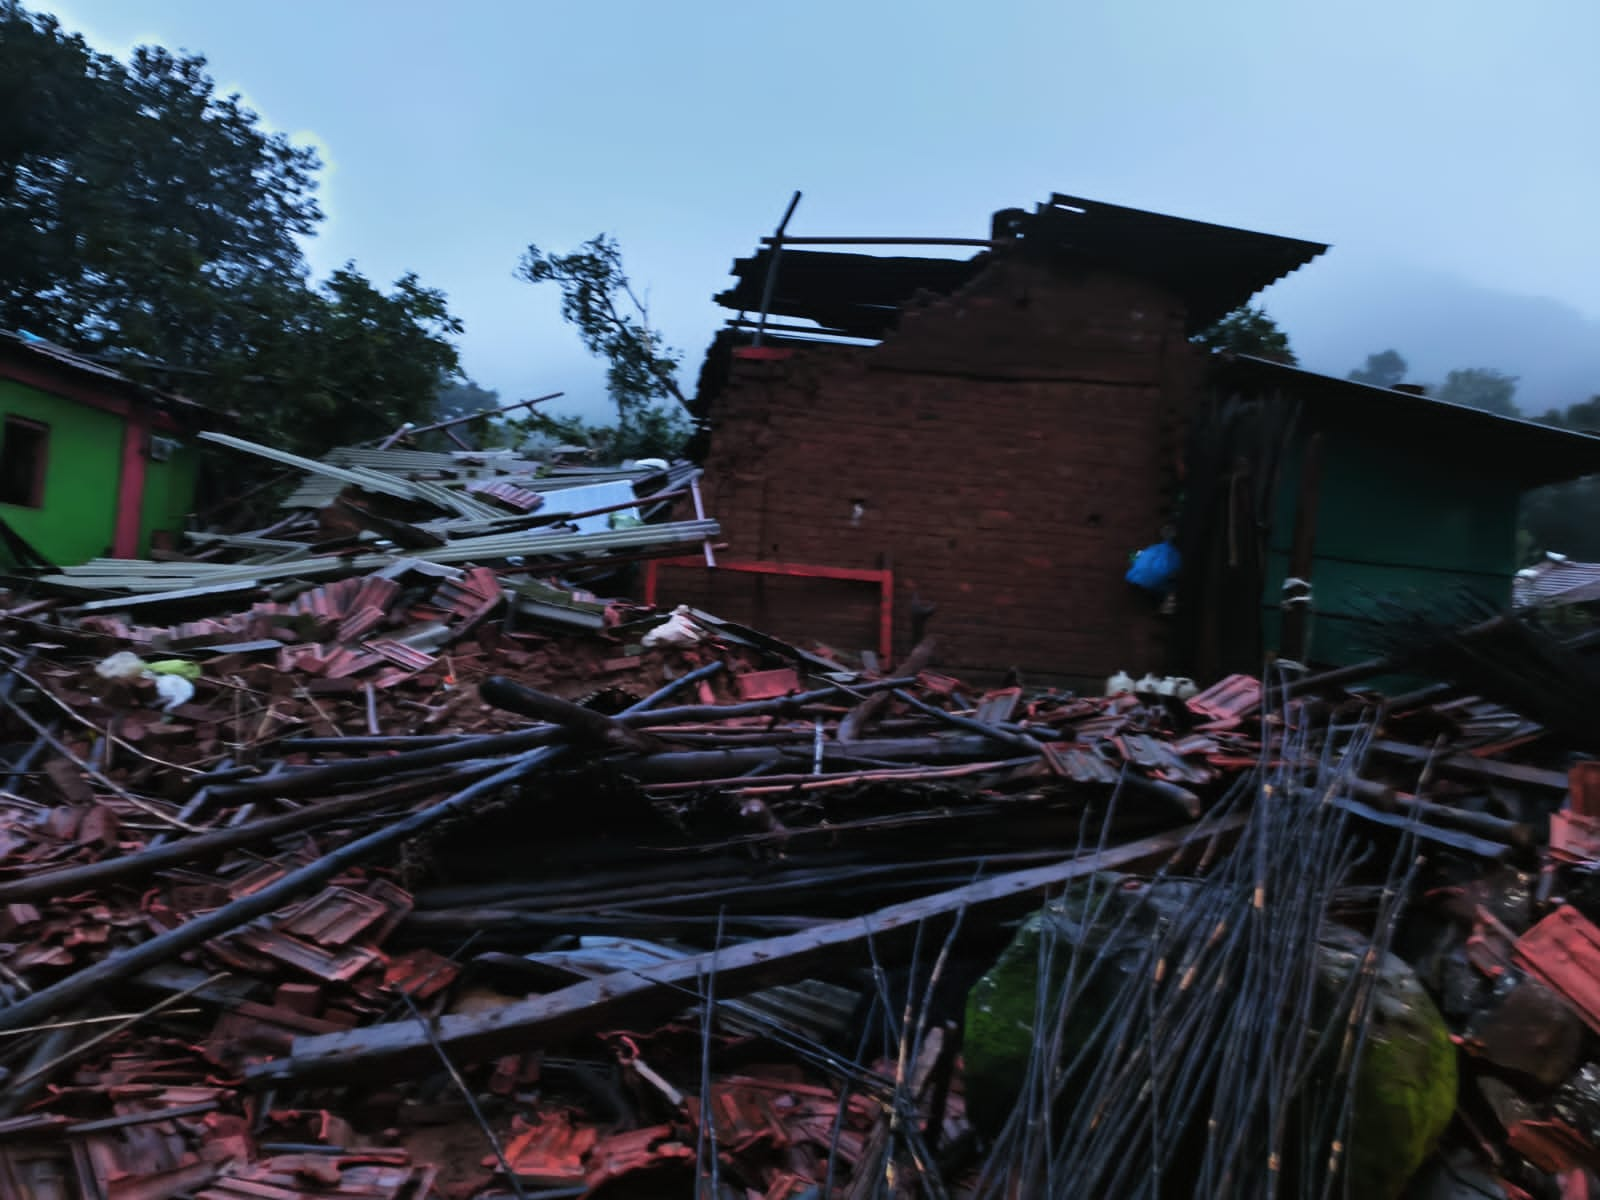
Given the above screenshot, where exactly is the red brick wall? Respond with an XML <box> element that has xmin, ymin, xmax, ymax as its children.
<box><xmin>678</xmin><ymin>256</ymin><xmax>1202</xmax><ymax>679</ymax></box>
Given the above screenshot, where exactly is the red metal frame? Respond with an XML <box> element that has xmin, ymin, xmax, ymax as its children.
<box><xmin>644</xmin><ymin>556</ymin><xmax>894</xmax><ymax>664</ymax></box>
<box><xmin>0</xmin><ymin>416</ymin><xmax>50</xmax><ymax>508</ymax></box>
<box><xmin>112</xmin><ymin>419</ymin><xmax>149</xmax><ymax>558</ymax></box>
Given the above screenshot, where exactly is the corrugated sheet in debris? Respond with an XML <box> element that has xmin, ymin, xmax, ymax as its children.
<box><xmin>1515</xmin><ymin>559</ymin><xmax>1600</xmax><ymax>608</ymax></box>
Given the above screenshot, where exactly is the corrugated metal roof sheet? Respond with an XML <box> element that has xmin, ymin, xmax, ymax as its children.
<box><xmin>0</xmin><ymin>331</ymin><xmax>216</xmax><ymax>419</ymax></box>
<box><xmin>1213</xmin><ymin>356</ymin><xmax>1600</xmax><ymax>488</ymax></box>
<box><xmin>714</xmin><ymin>191</ymin><xmax>1328</xmax><ymax>338</ymax></box>
<box><xmin>1514</xmin><ymin>558</ymin><xmax>1600</xmax><ymax>608</ymax></box>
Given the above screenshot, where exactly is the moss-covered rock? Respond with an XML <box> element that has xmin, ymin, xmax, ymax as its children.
<box><xmin>963</xmin><ymin>878</ymin><xmax>1457</xmax><ymax>1198</ymax></box>
<box><xmin>1317</xmin><ymin>929</ymin><xmax>1460</xmax><ymax>1198</ymax></box>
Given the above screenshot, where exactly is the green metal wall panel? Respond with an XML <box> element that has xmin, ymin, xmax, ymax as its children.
<box><xmin>1262</xmin><ymin>426</ymin><xmax>1519</xmax><ymax>666</ymax></box>
<box><xmin>0</xmin><ymin>379</ymin><xmax>123</xmax><ymax>565</ymax></box>
<box><xmin>139</xmin><ymin>444</ymin><xmax>199</xmax><ymax>552</ymax></box>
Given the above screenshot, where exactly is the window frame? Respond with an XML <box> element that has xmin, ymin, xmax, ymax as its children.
<box><xmin>0</xmin><ymin>415</ymin><xmax>51</xmax><ymax>509</ymax></box>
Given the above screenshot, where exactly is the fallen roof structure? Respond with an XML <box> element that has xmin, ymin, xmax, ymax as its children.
<box><xmin>4</xmin><ymin>557</ymin><xmax>1600</xmax><ymax>1196</ymax></box>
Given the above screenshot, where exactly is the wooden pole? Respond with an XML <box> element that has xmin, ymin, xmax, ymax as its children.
<box><xmin>242</xmin><ymin>814</ymin><xmax>1246</xmax><ymax>1089</ymax></box>
<box><xmin>1278</xmin><ymin>433</ymin><xmax>1324</xmax><ymax>664</ymax></box>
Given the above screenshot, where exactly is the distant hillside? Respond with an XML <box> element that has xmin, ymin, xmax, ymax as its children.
<box><xmin>1260</xmin><ymin>253</ymin><xmax>1600</xmax><ymax>416</ymax></box>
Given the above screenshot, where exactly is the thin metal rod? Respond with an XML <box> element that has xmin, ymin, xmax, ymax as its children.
<box><xmin>690</xmin><ymin>476</ymin><xmax>716</xmax><ymax>567</ymax></box>
<box><xmin>753</xmin><ymin>190</ymin><xmax>802</xmax><ymax>347</ymax></box>
<box><xmin>371</xmin><ymin>392</ymin><xmax>565</xmax><ymax>446</ymax></box>
<box><xmin>8</xmin><ymin>975</ymin><xmax>225</xmax><ymax>1094</ymax></box>
<box><xmin>0</xmin><ymin>668</ymin><xmax>197</xmax><ymax>830</ymax></box>
<box><xmin>757</xmin><ymin>236</ymin><xmax>994</xmax><ymax>247</ymax></box>
<box><xmin>401</xmin><ymin>992</ymin><xmax>529</xmax><ymax>1200</ymax></box>
<box><xmin>0</xmin><ymin>1009</ymin><xmax>204</xmax><ymax>1039</ymax></box>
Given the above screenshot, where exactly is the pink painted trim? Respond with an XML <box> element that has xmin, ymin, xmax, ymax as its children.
<box><xmin>112</xmin><ymin>420</ymin><xmax>148</xmax><ymax>558</ymax></box>
<box><xmin>0</xmin><ymin>361</ymin><xmax>184</xmax><ymax>432</ymax></box>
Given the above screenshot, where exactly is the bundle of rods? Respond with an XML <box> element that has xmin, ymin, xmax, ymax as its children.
<box><xmin>975</xmin><ymin>693</ymin><xmax>1419</xmax><ymax>1199</ymax></box>
<box><xmin>1359</xmin><ymin>595</ymin><xmax>1600</xmax><ymax>748</ymax></box>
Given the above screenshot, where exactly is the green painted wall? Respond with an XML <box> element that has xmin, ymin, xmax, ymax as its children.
<box><xmin>0</xmin><ymin>378</ymin><xmax>123</xmax><ymax>565</ymax></box>
<box><xmin>139</xmin><ymin>441</ymin><xmax>200</xmax><ymax>552</ymax></box>
<box><xmin>0</xmin><ymin>378</ymin><xmax>199</xmax><ymax>565</ymax></box>
<box><xmin>1262</xmin><ymin>426</ymin><xmax>1519</xmax><ymax>666</ymax></box>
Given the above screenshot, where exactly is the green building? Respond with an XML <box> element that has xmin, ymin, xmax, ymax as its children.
<box><xmin>0</xmin><ymin>333</ymin><xmax>209</xmax><ymax>568</ymax></box>
<box><xmin>1178</xmin><ymin>355</ymin><xmax>1600</xmax><ymax>679</ymax></box>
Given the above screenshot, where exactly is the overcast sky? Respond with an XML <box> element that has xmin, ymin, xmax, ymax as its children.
<box><xmin>45</xmin><ymin>0</ymin><xmax>1600</xmax><ymax>420</ymax></box>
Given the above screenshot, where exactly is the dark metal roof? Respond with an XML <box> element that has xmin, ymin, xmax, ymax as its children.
<box><xmin>998</xmin><ymin>194</ymin><xmax>1329</xmax><ymax>330</ymax></box>
<box><xmin>714</xmin><ymin>251</ymin><xmax>985</xmax><ymax>339</ymax></box>
<box><xmin>1212</xmin><ymin>354</ymin><xmax>1600</xmax><ymax>488</ymax></box>
<box><xmin>0</xmin><ymin>330</ymin><xmax>213</xmax><ymax>421</ymax></box>
<box><xmin>711</xmin><ymin>192</ymin><xmax>1329</xmax><ymax>339</ymax></box>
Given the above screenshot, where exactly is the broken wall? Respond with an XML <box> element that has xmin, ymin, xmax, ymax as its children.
<box><xmin>682</xmin><ymin>257</ymin><xmax>1202</xmax><ymax>679</ymax></box>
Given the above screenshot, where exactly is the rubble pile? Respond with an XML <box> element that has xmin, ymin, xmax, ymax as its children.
<box><xmin>0</xmin><ymin>568</ymin><xmax>1262</xmax><ymax>1198</ymax></box>
<box><xmin>3</xmin><ymin>430</ymin><xmax>1600</xmax><ymax>1195</ymax></box>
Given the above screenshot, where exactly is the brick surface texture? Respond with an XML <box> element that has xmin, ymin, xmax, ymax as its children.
<box><xmin>676</xmin><ymin>257</ymin><xmax>1203</xmax><ymax>679</ymax></box>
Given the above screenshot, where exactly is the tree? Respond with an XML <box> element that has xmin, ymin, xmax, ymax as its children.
<box><xmin>1537</xmin><ymin>396</ymin><xmax>1600</xmax><ymax>432</ymax></box>
<box><xmin>1521</xmin><ymin>395</ymin><xmax>1600</xmax><ymax>561</ymax></box>
<box><xmin>493</xmin><ymin>404</ymin><xmax>691</xmax><ymax>462</ymax></box>
<box><xmin>0</xmin><ymin>8</ymin><xmax>319</xmax><ymax>356</ymax></box>
<box><xmin>1348</xmin><ymin>350</ymin><xmax>1407</xmax><ymax>389</ymax></box>
<box><xmin>1434</xmin><ymin>368</ymin><xmax>1518</xmax><ymax>417</ymax></box>
<box><xmin>436</xmin><ymin>378</ymin><xmax>502</xmax><ymax>422</ymax></box>
<box><xmin>1192</xmin><ymin>306</ymin><xmax>1296</xmax><ymax>363</ymax></box>
<box><xmin>0</xmin><ymin>4</ymin><xmax>461</xmax><ymax>456</ymax></box>
<box><xmin>516</xmin><ymin>234</ymin><xmax>692</xmax><ymax>447</ymax></box>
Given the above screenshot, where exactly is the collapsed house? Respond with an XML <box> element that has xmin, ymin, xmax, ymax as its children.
<box><xmin>10</xmin><ymin>194</ymin><xmax>1600</xmax><ymax>1198</ymax></box>
<box><xmin>6</xmin><ymin>521</ymin><xmax>1600</xmax><ymax>1195</ymax></box>
<box><xmin>665</xmin><ymin>193</ymin><xmax>1600</xmax><ymax>682</ymax></box>
<box><xmin>0</xmin><ymin>332</ymin><xmax>212</xmax><ymax>566</ymax></box>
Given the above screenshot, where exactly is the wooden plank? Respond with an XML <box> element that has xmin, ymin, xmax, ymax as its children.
<box><xmin>241</xmin><ymin>813</ymin><xmax>1245</xmax><ymax>1089</ymax></box>
<box><xmin>1369</xmin><ymin>739</ymin><xmax>1570</xmax><ymax>791</ymax></box>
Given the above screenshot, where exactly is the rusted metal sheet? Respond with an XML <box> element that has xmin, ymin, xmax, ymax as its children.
<box><xmin>465</xmin><ymin>479</ymin><xmax>545</xmax><ymax>512</ymax></box>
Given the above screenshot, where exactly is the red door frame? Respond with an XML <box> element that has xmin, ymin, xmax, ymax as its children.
<box><xmin>112</xmin><ymin>418</ymin><xmax>150</xmax><ymax>558</ymax></box>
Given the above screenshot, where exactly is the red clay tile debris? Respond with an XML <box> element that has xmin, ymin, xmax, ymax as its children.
<box><xmin>10</xmin><ymin>541</ymin><xmax>1600</xmax><ymax>1197</ymax></box>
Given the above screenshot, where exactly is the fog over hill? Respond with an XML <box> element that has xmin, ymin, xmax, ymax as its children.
<box><xmin>1260</xmin><ymin>253</ymin><xmax>1600</xmax><ymax>417</ymax></box>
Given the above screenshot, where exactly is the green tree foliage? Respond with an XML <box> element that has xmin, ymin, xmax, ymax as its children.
<box><xmin>1537</xmin><ymin>396</ymin><xmax>1600</xmax><ymax>432</ymax></box>
<box><xmin>0</xmin><ymin>4</ymin><xmax>460</xmax><ymax>455</ymax></box>
<box><xmin>516</xmin><ymin>234</ymin><xmax>692</xmax><ymax>456</ymax></box>
<box><xmin>1348</xmin><ymin>349</ymin><xmax>1408</xmax><ymax>389</ymax></box>
<box><xmin>494</xmin><ymin>405</ymin><xmax>690</xmax><ymax>463</ymax></box>
<box><xmin>1192</xmin><ymin>306</ymin><xmax>1296</xmax><ymax>363</ymax></box>
<box><xmin>1522</xmin><ymin>395</ymin><xmax>1600</xmax><ymax>561</ymax></box>
<box><xmin>1433</xmin><ymin>367</ymin><xmax>1518</xmax><ymax>417</ymax></box>
<box><xmin>201</xmin><ymin>268</ymin><xmax>462</xmax><ymax>452</ymax></box>
<box><xmin>436</xmin><ymin>378</ymin><xmax>502</xmax><ymax>421</ymax></box>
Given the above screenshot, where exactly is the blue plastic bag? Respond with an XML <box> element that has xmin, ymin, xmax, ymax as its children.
<box><xmin>1126</xmin><ymin>542</ymin><xmax>1180</xmax><ymax>592</ymax></box>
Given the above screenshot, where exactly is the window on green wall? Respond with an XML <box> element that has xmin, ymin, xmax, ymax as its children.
<box><xmin>0</xmin><ymin>416</ymin><xmax>49</xmax><ymax>508</ymax></box>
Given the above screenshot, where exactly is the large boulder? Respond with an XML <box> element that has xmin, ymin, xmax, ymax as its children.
<box><xmin>964</xmin><ymin>877</ymin><xmax>1456</xmax><ymax>1198</ymax></box>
